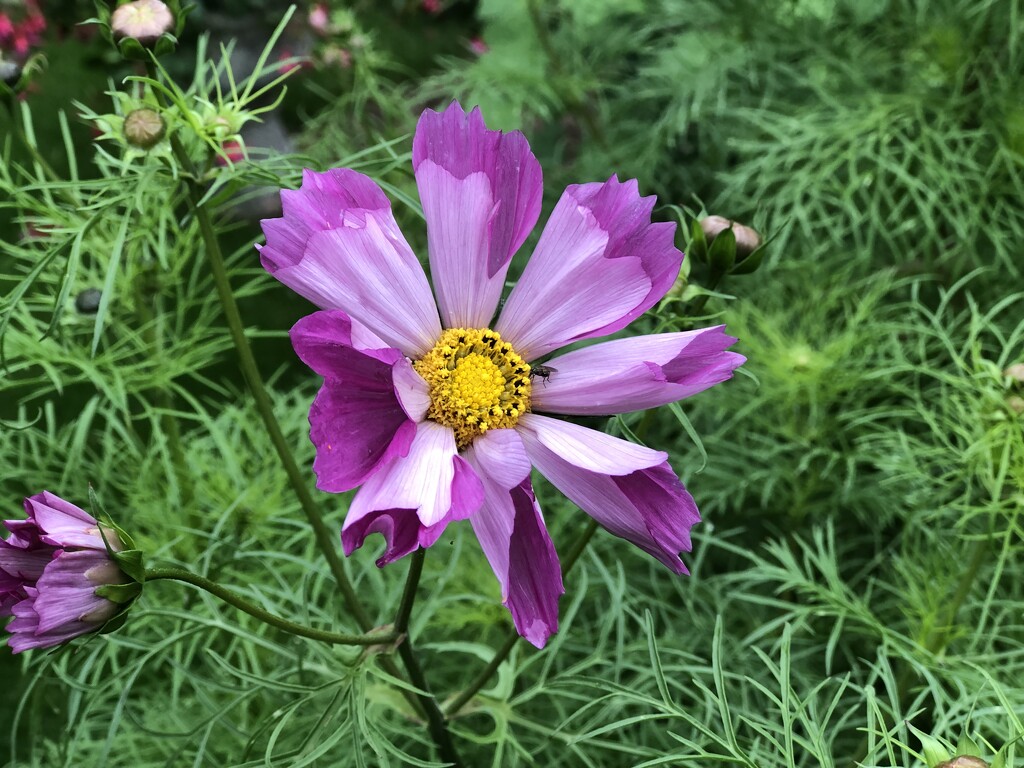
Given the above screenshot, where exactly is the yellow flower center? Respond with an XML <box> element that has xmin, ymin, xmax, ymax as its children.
<box><xmin>413</xmin><ymin>328</ymin><xmax>532</xmax><ymax>449</ymax></box>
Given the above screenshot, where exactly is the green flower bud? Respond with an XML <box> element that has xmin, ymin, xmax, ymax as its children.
<box><xmin>123</xmin><ymin>108</ymin><xmax>166</xmax><ymax>149</ymax></box>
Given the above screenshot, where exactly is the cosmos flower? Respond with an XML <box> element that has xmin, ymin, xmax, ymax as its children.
<box><xmin>0</xmin><ymin>492</ymin><xmax>134</xmax><ymax>653</ymax></box>
<box><xmin>258</xmin><ymin>101</ymin><xmax>744</xmax><ymax>647</ymax></box>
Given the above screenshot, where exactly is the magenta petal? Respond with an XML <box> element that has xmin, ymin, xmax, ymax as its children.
<box><xmin>532</xmin><ymin>327</ymin><xmax>746</xmax><ymax>415</ymax></box>
<box><xmin>259</xmin><ymin>168</ymin><xmax>441</xmax><ymax>357</ymax></box>
<box><xmin>291</xmin><ymin>311</ymin><xmax>424</xmax><ymax>493</ymax></box>
<box><xmin>32</xmin><ymin>551</ymin><xmax>120</xmax><ymax>634</ymax></box>
<box><xmin>7</xmin><ymin>589</ymin><xmax>100</xmax><ymax>654</ymax></box>
<box><xmin>465</xmin><ymin>434</ymin><xmax>562</xmax><ymax>648</ymax></box>
<box><xmin>516</xmin><ymin>413</ymin><xmax>666</xmax><ymax>474</ymax></box>
<box><xmin>413</xmin><ymin>102</ymin><xmax>542</xmax><ymax>328</ymax></box>
<box><xmin>26</xmin><ymin>493</ymin><xmax>108</xmax><ymax>551</ymax></box>
<box><xmin>496</xmin><ymin>176</ymin><xmax>683</xmax><ymax>360</ymax></box>
<box><xmin>342</xmin><ymin>422</ymin><xmax>485</xmax><ymax>564</ymax></box>
<box><xmin>526</xmin><ymin>437</ymin><xmax>699</xmax><ymax>574</ymax></box>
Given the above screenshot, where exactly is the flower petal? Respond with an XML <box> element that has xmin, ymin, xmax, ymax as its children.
<box><xmin>532</xmin><ymin>327</ymin><xmax>746</xmax><ymax>415</ymax></box>
<box><xmin>25</xmin><ymin>493</ymin><xmax>108</xmax><ymax>551</ymax></box>
<box><xmin>496</xmin><ymin>177</ymin><xmax>682</xmax><ymax>360</ymax></box>
<box><xmin>413</xmin><ymin>102</ymin><xmax>542</xmax><ymax>328</ymax></box>
<box><xmin>516</xmin><ymin>413</ymin><xmax>665</xmax><ymax>475</ymax></box>
<box><xmin>259</xmin><ymin>168</ymin><xmax>441</xmax><ymax>357</ymax></box>
<box><xmin>464</xmin><ymin>432</ymin><xmax>563</xmax><ymax>648</ymax></box>
<box><xmin>342</xmin><ymin>422</ymin><xmax>485</xmax><ymax>564</ymax></box>
<box><xmin>32</xmin><ymin>550</ymin><xmax>121</xmax><ymax>634</ymax></box>
<box><xmin>525</xmin><ymin>438</ymin><xmax>699</xmax><ymax>574</ymax></box>
<box><xmin>290</xmin><ymin>311</ymin><xmax>425</xmax><ymax>493</ymax></box>
<box><xmin>7</xmin><ymin>588</ymin><xmax>99</xmax><ymax>654</ymax></box>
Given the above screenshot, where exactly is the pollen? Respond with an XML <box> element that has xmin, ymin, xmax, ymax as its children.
<box><xmin>413</xmin><ymin>328</ymin><xmax>532</xmax><ymax>449</ymax></box>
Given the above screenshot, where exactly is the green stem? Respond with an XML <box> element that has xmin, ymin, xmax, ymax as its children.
<box><xmin>392</xmin><ymin>550</ymin><xmax>464</xmax><ymax>766</ymax></box>
<box><xmin>146</xmin><ymin>61</ymin><xmax>371</xmax><ymax>630</ymax></box>
<box><xmin>146</xmin><ymin>567</ymin><xmax>396</xmax><ymax>646</ymax></box>
<box><xmin>683</xmin><ymin>266</ymin><xmax>728</xmax><ymax>322</ymax></box>
<box><xmin>445</xmin><ymin>517</ymin><xmax>600</xmax><ymax>718</ymax></box>
<box><xmin>187</xmin><ymin>177</ymin><xmax>373</xmax><ymax>631</ymax></box>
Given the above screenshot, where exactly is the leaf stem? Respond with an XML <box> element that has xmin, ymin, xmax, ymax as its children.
<box><xmin>145</xmin><ymin>567</ymin><xmax>395</xmax><ymax>646</ymax></box>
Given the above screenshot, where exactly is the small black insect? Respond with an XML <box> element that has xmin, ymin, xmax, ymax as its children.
<box><xmin>529</xmin><ymin>364</ymin><xmax>557</xmax><ymax>385</ymax></box>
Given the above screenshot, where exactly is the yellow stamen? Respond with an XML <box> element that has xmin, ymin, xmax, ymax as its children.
<box><xmin>413</xmin><ymin>328</ymin><xmax>532</xmax><ymax>449</ymax></box>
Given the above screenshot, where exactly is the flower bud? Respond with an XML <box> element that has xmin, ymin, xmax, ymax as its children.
<box><xmin>1008</xmin><ymin>395</ymin><xmax>1024</xmax><ymax>415</ymax></box>
<box><xmin>123</xmin><ymin>108</ymin><xmax>166</xmax><ymax>149</ymax></box>
<box><xmin>0</xmin><ymin>60</ymin><xmax>21</xmax><ymax>88</ymax></box>
<box><xmin>1004</xmin><ymin>363</ymin><xmax>1024</xmax><ymax>385</ymax></box>
<box><xmin>75</xmin><ymin>288</ymin><xmax>103</xmax><ymax>315</ymax></box>
<box><xmin>935</xmin><ymin>757</ymin><xmax>989</xmax><ymax>768</ymax></box>
<box><xmin>110</xmin><ymin>0</ymin><xmax>175</xmax><ymax>47</ymax></box>
<box><xmin>1</xmin><ymin>492</ymin><xmax>144</xmax><ymax>653</ymax></box>
<box><xmin>700</xmin><ymin>215</ymin><xmax>762</xmax><ymax>259</ymax></box>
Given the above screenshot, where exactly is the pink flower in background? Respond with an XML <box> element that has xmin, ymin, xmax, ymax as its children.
<box><xmin>421</xmin><ymin>0</ymin><xmax>442</xmax><ymax>14</ymax></box>
<box><xmin>1</xmin><ymin>492</ymin><xmax>127</xmax><ymax>653</ymax></box>
<box><xmin>308</xmin><ymin>3</ymin><xmax>329</xmax><ymax>34</ymax></box>
<box><xmin>258</xmin><ymin>102</ymin><xmax>744</xmax><ymax>647</ymax></box>
<box><xmin>468</xmin><ymin>37</ymin><xmax>488</xmax><ymax>56</ymax></box>
<box><xmin>0</xmin><ymin>0</ymin><xmax>45</xmax><ymax>58</ymax></box>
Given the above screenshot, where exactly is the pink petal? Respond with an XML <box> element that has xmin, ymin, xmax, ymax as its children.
<box><xmin>342</xmin><ymin>422</ymin><xmax>485</xmax><ymax>564</ymax></box>
<box><xmin>525</xmin><ymin>438</ymin><xmax>700</xmax><ymax>574</ymax></box>
<box><xmin>464</xmin><ymin>431</ymin><xmax>563</xmax><ymax>648</ymax></box>
<box><xmin>515</xmin><ymin>413</ymin><xmax>665</xmax><ymax>474</ymax></box>
<box><xmin>7</xmin><ymin>588</ymin><xmax>99</xmax><ymax>653</ymax></box>
<box><xmin>25</xmin><ymin>493</ymin><xmax>108</xmax><ymax>551</ymax></box>
<box><xmin>413</xmin><ymin>102</ymin><xmax>542</xmax><ymax>328</ymax></box>
<box><xmin>32</xmin><ymin>551</ymin><xmax>120</xmax><ymax>634</ymax></box>
<box><xmin>532</xmin><ymin>327</ymin><xmax>746</xmax><ymax>415</ymax></box>
<box><xmin>496</xmin><ymin>177</ymin><xmax>683</xmax><ymax>360</ymax></box>
<box><xmin>259</xmin><ymin>168</ymin><xmax>441</xmax><ymax>357</ymax></box>
<box><xmin>290</xmin><ymin>310</ymin><xmax>426</xmax><ymax>493</ymax></box>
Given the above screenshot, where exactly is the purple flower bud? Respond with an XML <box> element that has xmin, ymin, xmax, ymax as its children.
<box><xmin>0</xmin><ymin>492</ymin><xmax>132</xmax><ymax>653</ymax></box>
<box><xmin>110</xmin><ymin>0</ymin><xmax>175</xmax><ymax>46</ymax></box>
<box><xmin>699</xmin><ymin>215</ymin><xmax>762</xmax><ymax>259</ymax></box>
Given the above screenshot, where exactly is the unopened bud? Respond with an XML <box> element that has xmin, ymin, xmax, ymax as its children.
<box><xmin>111</xmin><ymin>0</ymin><xmax>175</xmax><ymax>46</ymax></box>
<box><xmin>700</xmin><ymin>215</ymin><xmax>762</xmax><ymax>259</ymax></box>
<box><xmin>1008</xmin><ymin>395</ymin><xmax>1024</xmax><ymax>414</ymax></box>
<box><xmin>75</xmin><ymin>288</ymin><xmax>103</xmax><ymax>315</ymax></box>
<box><xmin>1004</xmin><ymin>363</ymin><xmax>1024</xmax><ymax>385</ymax></box>
<box><xmin>1</xmin><ymin>59</ymin><xmax>21</xmax><ymax>88</ymax></box>
<box><xmin>123</xmin><ymin>108</ymin><xmax>166</xmax><ymax>149</ymax></box>
<box><xmin>935</xmin><ymin>757</ymin><xmax>989</xmax><ymax>768</ymax></box>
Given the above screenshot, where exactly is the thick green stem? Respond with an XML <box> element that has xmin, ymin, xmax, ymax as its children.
<box><xmin>187</xmin><ymin>183</ymin><xmax>374</xmax><ymax>631</ymax></box>
<box><xmin>392</xmin><ymin>550</ymin><xmax>464</xmax><ymax>766</ymax></box>
<box><xmin>445</xmin><ymin>518</ymin><xmax>600</xmax><ymax>717</ymax></box>
<box><xmin>146</xmin><ymin>59</ymin><xmax>371</xmax><ymax>632</ymax></box>
<box><xmin>146</xmin><ymin>567</ymin><xmax>396</xmax><ymax>646</ymax></box>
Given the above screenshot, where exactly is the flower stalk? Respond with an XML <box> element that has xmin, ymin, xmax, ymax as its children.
<box><xmin>145</xmin><ymin>568</ymin><xmax>396</xmax><ymax>646</ymax></box>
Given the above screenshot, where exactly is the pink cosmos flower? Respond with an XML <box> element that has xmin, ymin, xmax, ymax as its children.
<box><xmin>1</xmin><ymin>492</ymin><xmax>126</xmax><ymax>653</ymax></box>
<box><xmin>258</xmin><ymin>101</ymin><xmax>745</xmax><ymax>647</ymax></box>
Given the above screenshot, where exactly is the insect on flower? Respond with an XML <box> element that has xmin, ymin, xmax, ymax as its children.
<box><xmin>528</xmin><ymin>364</ymin><xmax>557</xmax><ymax>385</ymax></box>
